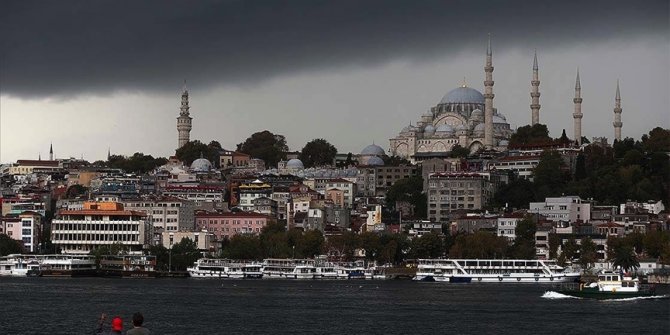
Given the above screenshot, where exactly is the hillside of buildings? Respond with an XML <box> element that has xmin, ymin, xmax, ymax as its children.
<box><xmin>1</xmin><ymin>127</ymin><xmax>669</xmax><ymax>274</ymax></box>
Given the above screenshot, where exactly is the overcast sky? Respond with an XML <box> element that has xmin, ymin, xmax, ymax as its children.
<box><xmin>1</xmin><ymin>0</ymin><xmax>668</xmax><ymax>163</ymax></box>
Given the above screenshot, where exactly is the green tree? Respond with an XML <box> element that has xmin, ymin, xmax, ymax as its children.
<box><xmin>643</xmin><ymin>230</ymin><xmax>670</xmax><ymax>258</ymax></box>
<box><xmin>325</xmin><ymin>231</ymin><xmax>359</xmax><ymax>261</ymax></box>
<box><xmin>385</xmin><ymin>176</ymin><xmax>426</xmax><ymax>219</ymax></box>
<box><xmin>642</xmin><ymin>127</ymin><xmax>670</xmax><ymax>153</ymax></box>
<box><xmin>297</xmin><ymin>230</ymin><xmax>325</xmax><ymax>258</ymax></box>
<box><xmin>578</xmin><ymin>237</ymin><xmax>598</xmax><ymax>270</ymax></box>
<box><xmin>382</xmin><ymin>156</ymin><xmax>411</xmax><ymax>166</ymax></box>
<box><xmin>410</xmin><ymin>232</ymin><xmax>444</xmax><ymax>258</ymax></box>
<box><xmin>449</xmin><ymin>144</ymin><xmax>470</xmax><ymax>158</ymax></box>
<box><xmin>170</xmin><ymin>238</ymin><xmax>201</xmax><ymax>271</ymax></box>
<box><xmin>148</xmin><ymin>245</ymin><xmax>170</xmax><ymax>271</ymax></box>
<box><xmin>533</xmin><ymin>150</ymin><xmax>568</xmax><ymax>199</ymax></box>
<box><xmin>66</xmin><ymin>184</ymin><xmax>88</xmax><ymax>199</ymax></box>
<box><xmin>237</xmin><ymin>130</ymin><xmax>289</xmax><ymax>168</ymax></box>
<box><xmin>359</xmin><ymin>232</ymin><xmax>381</xmax><ymax>261</ymax></box>
<box><xmin>509</xmin><ymin>124</ymin><xmax>553</xmax><ymax>148</ymax></box>
<box><xmin>558</xmin><ymin>237</ymin><xmax>579</xmax><ymax>266</ymax></box>
<box><xmin>175</xmin><ymin>140</ymin><xmax>221</xmax><ymax>166</ymax></box>
<box><xmin>511</xmin><ymin>216</ymin><xmax>536</xmax><ymax>259</ymax></box>
<box><xmin>224</xmin><ymin>234</ymin><xmax>262</xmax><ymax>260</ymax></box>
<box><xmin>612</xmin><ymin>245</ymin><xmax>639</xmax><ymax>273</ymax></box>
<box><xmin>0</xmin><ymin>234</ymin><xmax>23</xmax><ymax>256</ymax></box>
<box><xmin>299</xmin><ymin>138</ymin><xmax>337</xmax><ymax>168</ymax></box>
<box><xmin>492</xmin><ymin>175</ymin><xmax>536</xmax><ymax>210</ymax></box>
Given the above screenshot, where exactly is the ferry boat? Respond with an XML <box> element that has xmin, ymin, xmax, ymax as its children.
<box><xmin>315</xmin><ymin>263</ymin><xmax>338</xmax><ymax>279</ymax></box>
<box><xmin>242</xmin><ymin>263</ymin><xmax>263</xmax><ymax>278</ymax></box>
<box><xmin>413</xmin><ymin>259</ymin><xmax>580</xmax><ymax>283</ymax></box>
<box><xmin>187</xmin><ymin>258</ymin><xmax>230</xmax><ymax>278</ymax></box>
<box><xmin>0</xmin><ymin>254</ymin><xmax>41</xmax><ymax>277</ymax></box>
<box><xmin>37</xmin><ymin>254</ymin><xmax>97</xmax><ymax>277</ymax></box>
<box><xmin>262</xmin><ymin>258</ymin><xmax>317</xmax><ymax>279</ymax></box>
<box><xmin>98</xmin><ymin>255</ymin><xmax>157</xmax><ymax>278</ymax></box>
<box><xmin>335</xmin><ymin>262</ymin><xmax>367</xmax><ymax>279</ymax></box>
<box><xmin>556</xmin><ymin>270</ymin><xmax>656</xmax><ymax>299</ymax></box>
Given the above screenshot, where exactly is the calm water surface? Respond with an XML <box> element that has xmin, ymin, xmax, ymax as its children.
<box><xmin>0</xmin><ymin>277</ymin><xmax>668</xmax><ymax>334</ymax></box>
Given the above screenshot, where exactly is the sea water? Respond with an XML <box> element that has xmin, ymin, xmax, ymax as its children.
<box><xmin>0</xmin><ymin>277</ymin><xmax>668</xmax><ymax>334</ymax></box>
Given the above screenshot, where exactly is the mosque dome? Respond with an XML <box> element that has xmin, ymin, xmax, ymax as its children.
<box><xmin>361</xmin><ymin>144</ymin><xmax>386</xmax><ymax>156</ymax></box>
<box><xmin>435</xmin><ymin>124</ymin><xmax>454</xmax><ymax>133</ymax></box>
<box><xmin>493</xmin><ymin>115</ymin><xmax>507</xmax><ymax>123</ymax></box>
<box><xmin>424</xmin><ymin>125</ymin><xmax>436</xmax><ymax>135</ymax></box>
<box><xmin>471</xmin><ymin>109</ymin><xmax>484</xmax><ymax>120</ymax></box>
<box><xmin>286</xmin><ymin>158</ymin><xmax>304</xmax><ymax>170</ymax></box>
<box><xmin>190</xmin><ymin>158</ymin><xmax>213</xmax><ymax>172</ymax></box>
<box><xmin>473</xmin><ymin>123</ymin><xmax>485</xmax><ymax>136</ymax></box>
<box><xmin>366</xmin><ymin>156</ymin><xmax>385</xmax><ymax>166</ymax></box>
<box><xmin>440</xmin><ymin>86</ymin><xmax>485</xmax><ymax>105</ymax></box>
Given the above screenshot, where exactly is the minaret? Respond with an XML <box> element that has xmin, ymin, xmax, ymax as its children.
<box><xmin>484</xmin><ymin>34</ymin><xmax>495</xmax><ymax>149</ymax></box>
<box><xmin>107</xmin><ymin>147</ymin><xmax>111</xmax><ymax>161</ymax></box>
<box><xmin>613</xmin><ymin>80</ymin><xmax>623</xmax><ymax>142</ymax></box>
<box><xmin>573</xmin><ymin>69</ymin><xmax>583</xmax><ymax>146</ymax></box>
<box><xmin>49</xmin><ymin>143</ymin><xmax>53</xmax><ymax>160</ymax></box>
<box><xmin>530</xmin><ymin>51</ymin><xmax>541</xmax><ymax>125</ymax></box>
<box><xmin>176</xmin><ymin>81</ymin><xmax>193</xmax><ymax>150</ymax></box>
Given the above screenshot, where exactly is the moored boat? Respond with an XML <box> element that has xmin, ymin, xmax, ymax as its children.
<box><xmin>413</xmin><ymin>258</ymin><xmax>581</xmax><ymax>283</ymax></box>
<box><xmin>556</xmin><ymin>270</ymin><xmax>656</xmax><ymax>299</ymax></box>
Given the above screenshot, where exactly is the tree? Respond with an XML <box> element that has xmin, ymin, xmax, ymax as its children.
<box><xmin>385</xmin><ymin>176</ymin><xmax>426</xmax><ymax>219</ymax></box>
<box><xmin>169</xmin><ymin>238</ymin><xmax>201</xmax><ymax>271</ymax></box>
<box><xmin>359</xmin><ymin>232</ymin><xmax>381</xmax><ymax>261</ymax></box>
<box><xmin>224</xmin><ymin>234</ymin><xmax>262</xmax><ymax>260</ymax></box>
<box><xmin>297</xmin><ymin>230</ymin><xmax>325</xmax><ymax>258</ymax></box>
<box><xmin>612</xmin><ymin>245</ymin><xmax>639</xmax><ymax>273</ymax></box>
<box><xmin>578</xmin><ymin>237</ymin><xmax>598</xmax><ymax>271</ymax></box>
<box><xmin>508</xmin><ymin>124</ymin><xmax>553</xmax><ymax>148</ymax></box>
<box><xmin>382</xmin><ymin>156</ymin><xmax>411</xmax><ymax>166</ymax></box>
<box><xmin>66</xmin><ymin>184</ymin><xmax>88</xmax><ymax>199</ymax></box>
<box><xmin>449</xmin><ymin>144</ymin><xmax>470</xmax><ymax>158</ymax></box>
<box><xmin>299</xmin><ymin>138</ymin><xmax>337</xmax><ymax>168</ymax></box>
<box><xmin>533</xmin><ymin>150</ymin><xmax>568</xmax><ymax>200</ymax></box>
<box><xmin>642</xmin><ymin>127</ymin><xmax>670</xmax><ymax>153</ymax></box>
<box><xmin>237</xmin><ymin>130</ymin><xmax>288</xmax><ymax>168</ymax></box>
<box><xmin>410</xmin><ymin>232</ymin><xmax>444</xmax><ymax>258</ymax></box>
<box><xmin>511</xmin><ymin>216</ymin><xmax>536</xmax><ymax>259</ymax></box>
<box><xmin>0</xmin><ymin>234</ymin><xmax>23</xmax><ymax>256</ymax></box>
<box><xmin>175</xmin><ymin>140</ymin><xmax>220</xmax><ymax>166</ymax></box>
<box><xmin>558</xmin><ymin>237</ymin><xmax>579</xmax><ymax>266</ymax></box>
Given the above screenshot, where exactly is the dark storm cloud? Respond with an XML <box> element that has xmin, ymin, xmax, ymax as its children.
<box><xmin>1</xmin><ymin>0</ymin><xmax>667</xmax><ymax>97</ymax></box>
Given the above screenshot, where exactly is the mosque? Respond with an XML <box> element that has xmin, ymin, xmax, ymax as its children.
<box><xmin>389</xmin><ymin>37</ymin><xmax>512</xmax><ymax>162</ymax></box>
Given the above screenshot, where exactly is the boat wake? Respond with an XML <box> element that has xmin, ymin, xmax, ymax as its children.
<box><xmin>601</xmin><ymin>294</ymin><xmax>670</xmax><ymax>302</ymax></box>
<box><xmin>541</xmin><ymin>291</ymin><xmax>580</xmax><ymax>299</ymax></box>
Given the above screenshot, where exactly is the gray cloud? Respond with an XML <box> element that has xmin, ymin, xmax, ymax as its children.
<box><xmin>1</xmin><ymin>0</ymin><xmax>667</xmax><ymax>98</ymax></box>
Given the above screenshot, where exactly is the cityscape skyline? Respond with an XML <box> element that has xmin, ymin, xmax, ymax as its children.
<box><xmin>1</xmin><ymin>0</ymin><xmax>668</xmax><ymax>163</ymax></box>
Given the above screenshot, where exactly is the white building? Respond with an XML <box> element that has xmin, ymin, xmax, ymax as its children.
<box><xmin>529</xmin><ymin>196</ymin><xmax>591</xmax><ymax>223</ymax></box>
<box><xmin>51</xmin><ymin>202</ymin><xmax>151</xmax><ymax>254</ymax></box>
<box><xmin>619</xmin><ymin>200</ymin><xmax>665</xmax><ymax>215</ymax></box>
<box><xmin>122</xmin><ymin>197</ymin><xmax>195</xmax><ymax>232</ymax></box>
<box><xmin>496</xmin><ymin>216</ymin><xmax>522</xmax><ymax>241</ymax></box>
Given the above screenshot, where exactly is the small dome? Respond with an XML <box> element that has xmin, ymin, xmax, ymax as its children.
<box><xmin>286</xmin><ymin>158</ymin><xmax>304</xmax><ymax>169</ymax></box>
<box><xmin>471</xmin><ymin>109</ymin><xmax>484</xmax><ymax>119</ymax></box>
<box><xmin>361</xmin><ymin>144</ymin><xmax>386</xmax><ymax>156</ymax></box>
<box><xmin>473</xmin><ymin>123</ymin><xmax>485</xmax><ymax>136</ymax></box>
<box><xmin>190</xmin><ymin>158</ymin><xmax>213</xmax><ymax>172</ymax></box>
<box><xmin>366</xmin><ymin>156</ymin><xmax>385</xmax><ymax>166</ymax></box>
<box><xmin>435</xmin><ymin>124</ymin><xmax>454</xmax><ymax>133</ymax></box>
<box><xmin>440</xmin><ymin>86</ymin><xmax>485</xmax><ymax>105</ymax></box>
<box><xmin>493</xmin><ymin>115</ymin><xmax>507</xmax><ymax>123</ymax></box>
<box><xmin>455</xmin><ymin>124</ymin><xmax>466</xmax><ymax>131</ymax></box>
<box><xmin>424</xmin><ymin>125</ymin><xmax>436</xmax><ymax>135</ymax></box>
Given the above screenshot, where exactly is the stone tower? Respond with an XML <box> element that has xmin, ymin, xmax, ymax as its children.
<box><xmin>176</xmin><ymin>83</ymin><xmax>192</xmax><ymax>150</ymax></box>
<box><xmin>530</xmin><ymin>51</ymin><xmax>541</xmax><ymax>125</ymax></box>
<box><xmin>573</xmin><ymin>70</ymin><xmax>583</xmax><ymax>146</ymax></box>
<box><xmin>484</xmin><ymin>34</ymin><xmax>495</xmax><ymax>149</ymax></box>
<box><xmin>613</xmin><ymin>80</ymin><xmax>623</xmax><ymax>142</ymax></box>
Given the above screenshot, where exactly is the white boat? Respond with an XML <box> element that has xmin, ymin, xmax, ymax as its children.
<box><xmin>242</xmin><ymin>263</ymin><xmax>263</xmax><ymax>278</ymax></box>
<box><xmin>262</xmin><ymin>258</ymin><xmax>317</xmax><ymax>279</ymax></box>
<box><xmin>0</xmin><ymin>254</ymin><xmax>41</xmax><ymax>277</ymax></box>
<box><xmin>37</xmin><ymin>254</ymin><xmax>97</xmax><ymax>277</ymax></box>
<box><xmin>335</xmin><ymin>262</ymin><xmax>367</xmax><ymax>280</ymax></box>
<box><xmin>315</xmin><ymin>264</ymin><xmax>338</xmax><ymax>279</ymax></box>
<box><xmin>262</xmin><ymin>258</ymin><xmax>296</xmax><ymax>279</ymax></box>
<box><xmin>557</xmin><ymin>270</ymin><xmax>656</xmax><ymax>299</ymax></box>
<box><xmin>413</xmin><ymin>259</ymin><xmax>580</xmax><ymax>283</ymax></box>
<box><xmin>187</xmin><ymin>258</ymin><xmax>231</xmax><ymax>278</ymax></box>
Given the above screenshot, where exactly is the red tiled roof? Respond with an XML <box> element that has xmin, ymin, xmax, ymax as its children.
<box><xmin>16</xmin><ymin>160</ymin><xmax>60</xmax><ymax>167</ymax></box>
